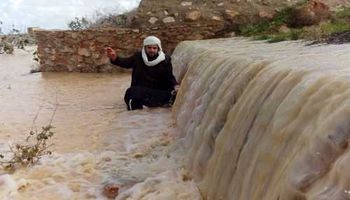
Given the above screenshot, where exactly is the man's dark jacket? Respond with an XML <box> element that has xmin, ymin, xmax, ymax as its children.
<box><xmin>111</xmin><ymin>52</ymin><xmax>177</xmax><ymax>91</ymax></box>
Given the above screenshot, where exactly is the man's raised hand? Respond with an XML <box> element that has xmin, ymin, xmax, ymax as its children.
<box><xmin>105</xmin><ymin>47</ymin><xmax>117</xmax><ymax>61</ymax></box>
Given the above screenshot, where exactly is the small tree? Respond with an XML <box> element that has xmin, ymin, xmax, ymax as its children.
<box><xmin>0</xmin><ymin>21</ymin><xmax>3</xmax><ymax>35</ymax></box>
<box><xmin>114</xmin><ymin>14</ymin><xmax>127</xmax><ymax>26</ymax></box>
<box><xmin>68</xmin><ymin>17</ymin><xmax>90</xmax><ymax>30</ymax></box>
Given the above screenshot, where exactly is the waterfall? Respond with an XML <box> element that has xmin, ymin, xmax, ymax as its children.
<box><xmin>171</xmin><ymin>38</ymin><xmax>350</xmax><ymax>200</ymax></box>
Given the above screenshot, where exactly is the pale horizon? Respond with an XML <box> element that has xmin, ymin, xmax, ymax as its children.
<box><xmin>0</xmin><ymin>0</ymin><xmax>141</xmax><ymax>33</ymax></box>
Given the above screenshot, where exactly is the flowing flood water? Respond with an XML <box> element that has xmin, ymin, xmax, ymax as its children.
<box><xmin>0</xmin><ymin>48</ymin><xmax>200</xmax><ymax>199</ymax></box>
<box><xmin>3</xmin><ymin>38</ymin><xmax>350</xmax><ymax>200</ymax></box>
<box><xmin>171</xmin><ymin>38</ymin><xmax>350</xmax><ymax>200</ymax></box>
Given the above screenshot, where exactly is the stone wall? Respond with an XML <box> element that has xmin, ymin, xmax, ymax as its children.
<box><xmin>35</xmin><ymin>23</ymin><xmax>224</xmax><ymax>72</ymax></box>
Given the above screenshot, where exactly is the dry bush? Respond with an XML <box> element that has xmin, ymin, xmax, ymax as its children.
<box><xmin>0</xmin><ymin>125</ymin><xmax>54</xmax><ymax>172</ymax></box>
<box><xmin>0</xmin><ymin>106</ymin><xmax>57</xmax><ymax>172</ymax></box>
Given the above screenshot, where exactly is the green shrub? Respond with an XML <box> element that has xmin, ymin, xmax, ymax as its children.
<box><xmin>239</xmin><ymin>21</ymin><xmax>271</xmax><ymax>36</ymax></box>
<box><xmin>335</xmin><ymin>7</ymin><xmax>350</xmax><ymax>19</ymax></box>
<box><xmin>238</xmin><ymin>6</ymin><xmax>295</xmax><ymax>36</ymax></box>
<box><xmin>268</xmin><ymin>34</ymin><xmax>288</xmax><ymax>43</ymax></box>
<box><xmin>300</xmin><ymin>21</ymin><xmax>350</xmax><ymax>42</ymax></box>
<box><xmin>239</xmin><ymin>3</ymin><xmax>350</xmax><ymax>43</ymax></box>
<box><xmin>253</xmin><ymin>34</ymin><xmax>272</xmax><ymax>40</ymax></box>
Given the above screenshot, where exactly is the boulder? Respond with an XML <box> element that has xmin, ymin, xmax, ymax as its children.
<box><xmin>78</xmin><ymin>47</ymin><xmax>91</xmax><ymax>57</ymax></box>
<box><xmin>212</xmin><ymin>15</ymin><xmax>223</xmax><ymax>21</ymax></box>
<box><xmin>181</xmin><ymin>1</ymin><xmax>192</xmax><ymax>6</ymax></box>
<box><xmin>225</xmin><ymin>9</ymin><xmax>240</xmax><ymax>19</ymax></box>
<box><xmin>162</xmin><ymin>17</ymin><xmax>176</xmax><ymax>23</ymax></box>
<box><xmin>148</xmin><ymin>17</ymin><xmax>158</xmax><ymax>24</ymax></box>
<box><xmin>259</xmin><ymin>10</ymin><xmax>275</xmax><ymax>19</ymax></box>
<box><xmin>185</xmin><ymin>10</ymin><xmax>202</xmax><ymax>21</ymax></box>
<box><xmin>289</xmin><ymin>0</ymin><xmax>331</xmax><ymax>27</ymax></box>
<box><xmin>278</xmin><ymin>25</ymin><xmax>290</xmax><ymax>33</ymax></box>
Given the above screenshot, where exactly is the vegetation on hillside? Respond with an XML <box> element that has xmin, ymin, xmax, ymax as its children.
<box><xmin>237</xmin><ymin>3</ymin><xmax>350</xmax><ymax>43</ymax></box>
<box><xmin>3</xmin><ymin>1</ymin><xmax>350</xmax><ymax>48</ymax></box>
<box><xmin>66</xmin><ymin>1</ymin><xmax>350</xmax><ymax>44</ymax></box>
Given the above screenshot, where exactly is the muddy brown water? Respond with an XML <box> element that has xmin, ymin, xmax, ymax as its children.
<box><xmin>0</xmin><ymin>47</ymin><xmax>197</xmax><ymax>200</ymax></box>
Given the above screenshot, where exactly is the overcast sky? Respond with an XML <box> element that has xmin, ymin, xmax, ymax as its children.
<box><xmin>0</xmin><ymin>0</ymin><xmax>140</xmax><ymax>33</ymax></box>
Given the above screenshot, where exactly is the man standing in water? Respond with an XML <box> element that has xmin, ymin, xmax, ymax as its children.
<box><xmin>105</xmin><ymin>36</ymin><xmax>178</xmax><ymax>111</ymax></box>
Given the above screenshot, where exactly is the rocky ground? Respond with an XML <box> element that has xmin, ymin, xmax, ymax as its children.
<box><xmin>133</xmin><ymin>0</ymin><xmax>350</xmax><ymax>27</ymax></box>
<box><xmin>89</xmin><ymin>0</ymin><xmax>350</xmax><ymax>45</ymax></box>
<box><xmin>97</xmin><ymin>0</ymin><xmax>350</xmax><ymax>28</ymax></box>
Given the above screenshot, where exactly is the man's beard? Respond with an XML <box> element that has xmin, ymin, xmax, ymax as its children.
<box><xmin>147</xmin><ymin>53</ymin><xmax>158</xmax><ymax>61</ymax></box>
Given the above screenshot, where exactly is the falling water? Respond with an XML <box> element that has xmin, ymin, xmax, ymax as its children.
<box><xmin>172</xmin><ymin>38</ymin><xmax>350</xmax><ymax>200</ymax></box>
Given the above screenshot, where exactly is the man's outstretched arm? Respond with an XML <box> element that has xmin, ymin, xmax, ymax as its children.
<box><xmin>105</xmin><ymin>47</ymin><xmax>133</xmax><ymax>69</ymax></box>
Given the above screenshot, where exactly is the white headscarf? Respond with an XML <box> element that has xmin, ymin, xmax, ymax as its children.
<box><xmin>142</xmin><ymin>36</ymin><xmax>166</xmax><ymax>67</ymax></box>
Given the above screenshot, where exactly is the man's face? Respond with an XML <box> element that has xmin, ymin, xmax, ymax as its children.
<box><xmin>145</xmin><ymin>45</ymin><xmax>159</xmax><ymax>57</ymax></box>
